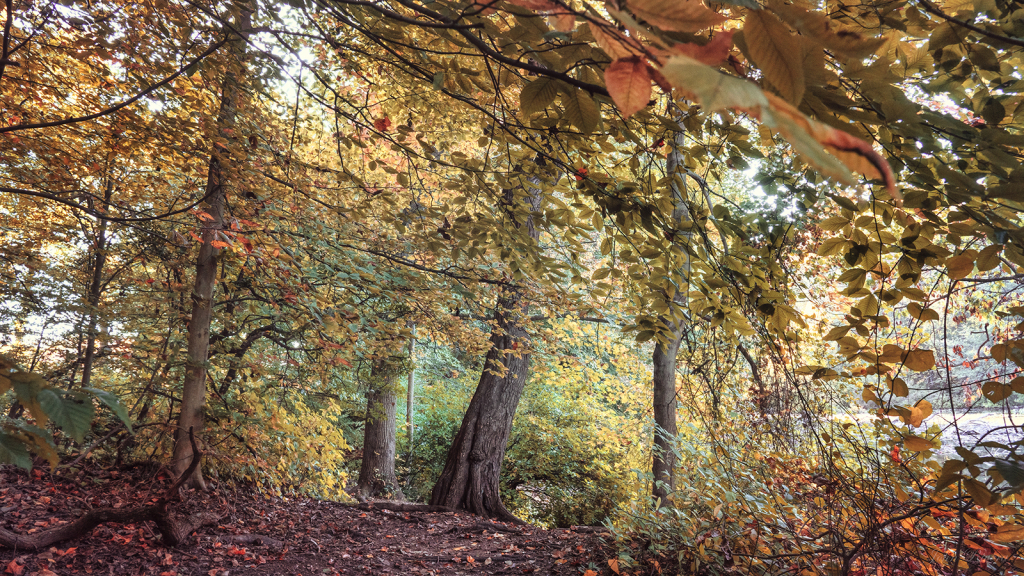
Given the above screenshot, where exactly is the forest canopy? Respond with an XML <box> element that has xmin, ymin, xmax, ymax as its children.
<box><xmin>2</xmin><ymin>0</ymin><xmax>1024</xmax><ymax>574</ymax></box>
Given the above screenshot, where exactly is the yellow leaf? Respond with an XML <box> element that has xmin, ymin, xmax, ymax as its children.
<box><xmin>963</xmin><ymin>478</ymin><xmax>993</xmax><ymax>506</ymax></box>
<box><xmin>946</xmin><ymin>253</ymin><xmax>975</xmax><ymax>280</ymax></box>
<box><xmin>903</xmin><ymin>436</ymin><xmax>934</xmax><ymax>451</ymax></box>
<box><xmin>744</xmin><ymin>10</ymin><xmax>805</xmax><ymax>104</ymax></box>
<box><xmin>627</xmin><ymin>0</ymin><xmax>726</xmax><ymax>33</ymax></box>
<box><xmin>977</xmin><ymin>244</ymin><xmax>1003</xmax><ymax>272</ymax></box>
<box><xmin>562</xmin><ymin>89</ymin><xmax>601</xmax><ymax>135</ymax></box>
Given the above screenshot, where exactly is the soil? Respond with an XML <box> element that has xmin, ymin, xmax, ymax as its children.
<box><xmin>0</xmin><ymin>465</ymin><xmax>613</xmax><ymax>576</ymax></box>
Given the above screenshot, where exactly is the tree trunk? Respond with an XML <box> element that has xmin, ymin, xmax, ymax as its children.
<box><xmin>357</xmin><ymin>357</ymin><xmax>405</xmax><ymax>500</ymax></box>
<box><xmin>81</xmin><ymin>179</ymin><xmax>113</xmax><ymax>389</ymax></box>
<box><xmin>651</xmin><ymin>113</ymin><xmax>692</xmax><ymax>504</ymax></box>
<box><xmin>172</xmin><ymin>4</ymin><xmax>252</xmax><ymax>488</ymax></box>
<box><xmin>406</xmin><ymin>327</ymin><xmax>415</xmax><ymax>445</ymax></box>
<box><xmin>429</xmin><ymin>181</ymin><xmax>541</xmax><ymax>523</ymax></box>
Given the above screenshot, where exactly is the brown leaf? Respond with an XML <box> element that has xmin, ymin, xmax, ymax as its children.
<box><xmin>605</xmin><ymin>57</ymin><xmax>652</xmax><ymax>119</ymax></box>
<box><xmin>628</xmin><ymin>0</ymin><xmax>726</xmax><ymax>33</ymax></box>
<box><xmin>904</xmin><ymin>349</ymin><xmax>935</xmax><ymax>372</ymax></box>
<box><xmin>946</xmin><ymin>253</ymin><xmax>975</xmax><ymax>280</ymax></box>
<box><xmin>991</xmin><ymin>523</ymin><xmax>1024</xmax><ymax>543</ymax></box>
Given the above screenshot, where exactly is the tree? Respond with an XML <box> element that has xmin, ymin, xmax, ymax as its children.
<box><xmin>356</xmin><ymin>353</ymin><xmax>406</xmax><ymax>500</ymax></box>
<box><xmin>429</xmin><ymin>178</ymin><xmax>544</xmax><ymax>522</ymax></box>
<box><xmin>172</xmin><ymin>0</ymin><xmax>254</xmax><ymax>488</ymax></box>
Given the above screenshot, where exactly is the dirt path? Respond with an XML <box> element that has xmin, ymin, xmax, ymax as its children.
<box><xmin>0</xmin><ymin>466</ymin><xmax>612</xmax><ymax>576</ymax></box>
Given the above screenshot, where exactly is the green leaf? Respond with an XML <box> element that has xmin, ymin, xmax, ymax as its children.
<box><xmin>85</xmin><ymin>388</ymin><xmax>134</xmax><ymax>433</ymax></box>
<box><xmin>0</xmin><ymin>432</ymin><xmax>32</xmax><ymax>469</ymax></box>
<box><xmin>39</xmin><ymin>389</ymin><xmax>94</xmax><ymax>443</ymax></box>
<box><xmin>520</xmin><ymin>78</ymin><xmax>562</xmax><ymax>117</ymax></box>
<box><xmin>993</xmin><ymin>459</ymin><xmax>1024</xmax><ymax>490</ymax></box>
<box><xmin>562</xmin><ymin>89</ymin><xmax>600</xmax><ymax>135</ymax></box>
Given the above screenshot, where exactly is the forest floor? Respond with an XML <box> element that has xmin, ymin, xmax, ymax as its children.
<box><xmin>0</xmin><ymin>465</ymin><xmax>613</xmax><ymax>576</ymax></box>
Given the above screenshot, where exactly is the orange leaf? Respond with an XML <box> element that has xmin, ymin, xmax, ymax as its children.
<box><xmin>210</xmin><ymin>240</ymin><xmax>230</xmax><ymax>249</ymax></box>
<box><xmin>654</xmin><ymin>31</ymin><xmax>734</xmax><ymax>65</ymax></box>
<box><xmin>4</xmin><ymin>560</ymin><xmax>23</xmax><ymax>576</ymax></box>
<box><xmin>605</xmin><ymin>57</ymin><xmax>653</xmax><ymax>119</ymax></box>
<box><xmin>608</xmin><ymin>558</ymin><xmax>621</xmax><ymax>574</ymax></box>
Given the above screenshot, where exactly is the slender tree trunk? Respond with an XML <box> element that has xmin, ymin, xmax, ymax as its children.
<box><xmin>172</xmin><ymin>4</ymin><xmax>252</xmax><ymax>488</ymax></box>
<box><xmin>651</xmin><ymin>115</ymin><xmax>692</xmax><ymax>504</ymax></box>
<box><xmin>357</xmin><ymin>357</ymin><xmax>405</xmax><ymax>500</ymax></box>
<box><xmin>429</xmin><ymin>180</ymin><xmax>542</xmax><ymax>523</ymax></box>
<box><xmin>406</xmin><ymin>325</ymin><xmax>415</xmax><ymax>445</ymax></box>
<box><xmin>81</xmin><ymin>180</ymin><xmax>113</xmax><ymax>389</ymax></box>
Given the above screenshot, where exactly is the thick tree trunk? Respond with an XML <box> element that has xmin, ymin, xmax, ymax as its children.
<box><xmin>429</xmin><ymin>181</ymin><xmax>541</xmax><ymax>523</ymax></box>
<box><xmin>651</xmin><ymin>114</ymin><xmax>692</xmax><ymax>504</ymax></box>
<box><xmin>172</xmin><ymin>4</ymin><xmax>252</xmax><ymax>488</ymax></box>
<box><xmin>357</xmin><ymin>357</ymin><xmax>405</xmax><ymax>500</ymax></box>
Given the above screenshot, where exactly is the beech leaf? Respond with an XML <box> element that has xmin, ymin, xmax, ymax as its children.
<box><xmin>627</xmin><ymin>0</ymin><xmax>726</xmax><ymax>33</ymax></box>
<box><xmin>946</xmin><ymin>253</ymin><xmax>975</xmax><ymax>280</ymax></box>
<box><xmin>605</xmin><ymin>57</ymin><xmax>652</xmax><ymax>119</ymax></box>
<box><xmin>562</xmin><ymin>89</ymin><xmax>600</xmax><ymax>135</ymax></box>
<box><xmin>744</xmin><ymin>10</ymin><xmax>805</xmax><ymax>104</ymax></box>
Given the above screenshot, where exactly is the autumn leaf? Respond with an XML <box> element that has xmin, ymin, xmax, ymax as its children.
<box><xmin>520</xmin><ymin>78</ymin><xmax>563</xmax><ymax>116</ymax></box>
<box><xmin>744</xmin><ymin>10</ymin><xmax>805</xmax><ymax>104</ymax></box>
<box><xmin>373</xmin><ymin>117</ymin><xmax>391</xmax><ymax>132</ymax></box>
<box><xmin>654</xmin><ymin>31</ymin><xmax>734</xmax><ymax>65</ymax></box>
<box><xmin>976</xmin><ymin>244</ymin><xmax>1003</xmax><ymax>271</ymax></box>
<box><xmin>946</xmin><ymin>253</ymin><xmax>975</xmax><ymax>280</ymax></box>
<box><xmin>627</xmin><ymin>0</ymin><xmax>726</xmax><ymax>33</ymax></box>
<box><xmin>992</xmin><ymin>523</ymin><xmax>1024</xmax><ymax>543</ymax></box>
<box><xmin>605</xmin><ymin>57</ymin><xmax>652</xmax><ymax>119</ymax></box>
<box><xmin>590</xmin><ymin>19</ymin><xmax>646</xmax><ymax>60</ymax></box>
<box><xmin>904</xmin><ymin>349</ymin><xmax>935</xmax><ymax>372</ymax></box>
<box><xmin>562</xmin><ymin>89</ymin><xmax>600</xmax><ymax>135</ymax></box>
<box><xmin>608</xmin><ymin>558</ymin><xmax>621</xmax><ymax>574</ymax></box>
<box><xmin>903</xmin><ymin>435</ymin><xmax>934</xmax><ymax>451</ymax></box>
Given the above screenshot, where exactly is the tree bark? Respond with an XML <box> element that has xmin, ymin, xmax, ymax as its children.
<box><xmin>429</xmin><ymin>180</ymin><xmax>542</xmax><ymax>523</ymax></box>
<box><xmin>651</xmin><ymin>113</ymin><xmax>692</xmax><ymax>504</ymax></box>
<box><xmin>406</xmin><ymin>326</ymin><xmax>415</xmax><ymax>445</ymax></box>
<box><xmin>357</xmin><ymin>356</ymin><xmax>405</xmax><ymax>500</ymax></box>
<box><xmin>172</xmin><ymin>3</ymin><xmax>252</xmax><ymax>489</ymax></box>
<box><xmin>81</xmin><ymin>179</ymin><xmax>113</xmax><ymax>389</ymax></box>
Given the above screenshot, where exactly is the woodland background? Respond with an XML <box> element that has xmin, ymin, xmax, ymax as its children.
<box><xmin>2</xmin><ymin>0</ymin><xmax>1024</xmax><ymax>574</ymax></box>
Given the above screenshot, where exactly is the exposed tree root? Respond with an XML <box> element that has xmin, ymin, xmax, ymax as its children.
<box><xmin>215</xmin><ymin>534</ymin><xmax>284</xmax><ymax>550</ymax></box>
<box><xmin>569</xmin><ymin>526</ymin><xmax>612</xmax><ymax>535</ymax></box>
<box><xmin>447</xmin><ymin>521</ymin><xmax>523</xmax><ymax>534</ymax></box>
<box><xmin>339</xmin><ymin>502</ymin><xmax>455</xmax><ymax>514</ymax></box>
<box><xmin>0</xmin><ymin>428</ymin><xmax>221</xmax><ymax>551</ymax></box>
